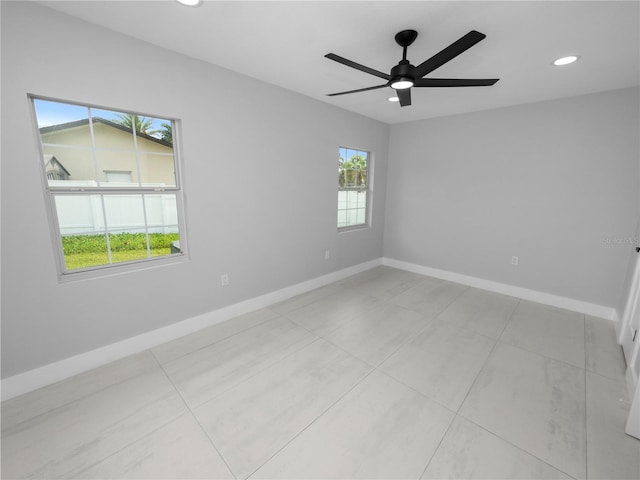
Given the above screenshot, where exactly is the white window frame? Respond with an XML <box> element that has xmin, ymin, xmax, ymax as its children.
<box><xmin>337</xmin><ymin>146</ymin><xmax>372</xmax><ymax>232</ymax></box>
<box><xmin>29</xmin><ymin>95</ymin><xmax>188</xmax><ymax>281</ymax></box>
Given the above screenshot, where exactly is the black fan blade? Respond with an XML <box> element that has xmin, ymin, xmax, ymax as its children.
<box><xmin>325</xmin><ymin>53</ymin><xmax>391</xmax><ymax>81</ymax></box>
<box><xmin>327</xmin><ymin>84</ymin><xmax>388</xmax><ymax>97</ymax></box>
<box><xmin>414</xmin><ymin>78</ymin><xmax>499</xmax><ymax>87</ymax></box>
<box><xmin>413</xmin><ymin>30</ymin><xmax>486</xmax><ymax>79</ymax></box>
<box><xmin>397</xmin><ymin>88</ymin><xmax>411</xmax><ymax>107</ymax></box>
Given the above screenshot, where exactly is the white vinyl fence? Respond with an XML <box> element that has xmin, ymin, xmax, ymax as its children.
<box><xmin>53</xmin><ymin>188</ymin><xmax>179</xmax><ymax>236</ymax></box>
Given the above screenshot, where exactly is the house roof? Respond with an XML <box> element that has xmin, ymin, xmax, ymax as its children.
<box><xmin>39</xmin><ymin>117</ymin><xmax>173</xmax><ymax>148</ymax></box>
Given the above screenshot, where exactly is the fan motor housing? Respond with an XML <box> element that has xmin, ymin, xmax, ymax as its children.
<box><xmin>390</xmin><ymin>61</ymin><xmax>415</xmax><ymax>82</ymax></box>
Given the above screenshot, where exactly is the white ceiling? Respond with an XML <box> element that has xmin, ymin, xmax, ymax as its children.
<box><xmin>38</xmin><ymin>0</ymin><xmax>639</xmax><ymax>125</ymax></box>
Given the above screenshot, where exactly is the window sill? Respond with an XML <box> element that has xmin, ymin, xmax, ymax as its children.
<box><xmin>57</xmin><ymin>253</ymin><xmax>187</xmax><ymax>284</ymax></box>
<box><xmin>338</xmin><ymin>224</ymin><xmax>370</xmax><ymax>234</ymax></box>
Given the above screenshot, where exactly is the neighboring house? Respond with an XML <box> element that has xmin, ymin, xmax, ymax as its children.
<box><xmin>43</xmin><ymin>154</ymin><xmax>70</xmax><ymax>181</ymax></box>
<box><xmin>39</xmin><ymin>117</ymin><xmax>175</xmax><ymax>186</ymax></box>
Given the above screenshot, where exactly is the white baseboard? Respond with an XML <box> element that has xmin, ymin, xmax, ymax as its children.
<box><xmin>2</xmin><ymin>256</ymin><xmax>616</xmax><ymax>401</ymax></box>
<box><xmin>1</xmin><ymin>258</ymin><xmax>382</xmax><ymax>402</ymax></box>
<box><xmin>382</xmin><ymin>257</ymin><xmax>616</xmax><ymax>321</ymax></box>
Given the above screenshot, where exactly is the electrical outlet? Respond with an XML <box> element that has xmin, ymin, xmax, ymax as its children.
<box><xmin>325</xmin><ymin>250</ymin><xmax>330</xmax><ymax>260</ymax></box>
<box><xmin>221</xmin><ymin>273</ymin><xmax>229</xmax><ymax>286</ymax></box>
<box><xmin>511</xmin><ymin>256</ymin><xmax>519</xmax><ymax>266</ymax></box>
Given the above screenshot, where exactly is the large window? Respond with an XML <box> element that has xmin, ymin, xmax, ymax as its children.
<box><xmin>338</xmin><ymin>147</ymin><xmax>370</xmax><ymax>230</ymax></box>
<box><xmin>31</xmin><ymin>96</ymin><xmax>186</xmax><ymax>276</ymax></box>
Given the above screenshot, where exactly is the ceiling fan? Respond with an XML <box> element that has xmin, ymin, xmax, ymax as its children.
<box><xmin>325</xmin><ymin>29</ymin><xmax>499</xmax><ymax>107</ymax></box>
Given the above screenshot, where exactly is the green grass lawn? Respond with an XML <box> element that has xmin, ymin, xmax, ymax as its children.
<box><xmin>62</xmin><ymin>233</ymin><xmax>178</xmax><ymax>270</ymax></box>
<box><xmin>63</xmin><ymin>248</ymin><xmax>172</xmax><ymax>270</ymax></box>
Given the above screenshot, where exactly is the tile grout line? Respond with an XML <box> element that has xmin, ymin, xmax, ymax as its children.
<box><xmin>364</xmin><ymin>287</ymin><xmax>517</xmax><ymax>416</ymax></box>
<box><xmin>374</xmin><ymin>368</ymin><xmax>459</xmax><ymax>415</ymax></box>
<box><xmin>496</xmin><ymin>297</ymin><xmax>522</xmax><ymax>339</ymax></box>
<box><xmin>150</xmin><ymin>348</ymin><xmax>240</xmax><ymax>480</ymax></box>
<box><xmin>245</xmin><ymin>366</ymin><xmax>379</xmax><ymax>479</ymax></box>
<box><xmin>286</xmin><ymin>273</ymin><xmax>467</xmax><ymax>369</ymax></box>
<box><xmin>0</xmin><ymin>351</ymin><xmax>160</xmax><ymax>433</ymax></box>
<box><xmin>454</xmin><ymin>301</ymin><xmax>585</xmax><ymax>480</ymax></box>
<box><xmin>456</xmin><ymin>412</ymin><xmax>580</xmax><ymax>480</ymax></box>
<box><xmin>64</xmin><ymin>353</ymin><xmax>198</xmax><ymax>479</ymax></box>
<box><xmin>69</xmin><ymin>404</ymin><xmax>189</xmax><ymax>478</ymax></box>
<box><xmin>495</xmin><ymin>298</ymin><xmax>587</xmax><ymax>372</ymax></box>
<box><xmin>455</xmin><ymin>297</ymin><xmax>581</xmax><ymax>479</ymax></box>
<box><xmin>583</xmin><ymin>317</ymin><xmax>628</xmax><ymax>382</ymax></box>
<box><xmin>157</xmin><ymin>311</ymin><xmax>281</xmax><ymax>367</ymax></box>
<box><xmin>415</xmin><ymin>296</ymin><xmax>523</xmax><ymax>478</ymax></box>
<box><xmin>499</xmin><ymin>300</ymin><xmax>588</xmax><ymax>370</ymax></box>
<box><xmin>417</xmin><ymin>414</ymin><xmax>457</xmax><ymax>480</ymax></box>
<box><xmin>583</xmin><ymin>313</ymin><xmax>589</xmax><ymax>480</ymax></box>
<box><xmin>171</xmin><ymin>320</ymin><xmax>321</xmax><ymax>412</ymax></box>
<box><xmin>309</xmin><ymin>301</ymin><xmax>435</xmax><ymax>370</ymax></box>
<box><xmin>586</xmin><ymin>367</ymin><xmax>633</xmax><ymax>389</ymax></box>
<box><xmin>451</xmin><ymin>297</ymin><xmax>522</xmax><ymax>417</ymax></box>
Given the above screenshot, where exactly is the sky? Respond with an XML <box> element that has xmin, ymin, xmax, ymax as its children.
<box><xmin>33</xmin><ymin>98</ymin><xmax>170</xmax><ymax>134</ymax></box>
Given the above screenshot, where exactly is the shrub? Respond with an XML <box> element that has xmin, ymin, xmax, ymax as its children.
<box><xmin>62</xmin><ymin>232</ymin><xmax>179</xmax><ymax>255</ymax></box>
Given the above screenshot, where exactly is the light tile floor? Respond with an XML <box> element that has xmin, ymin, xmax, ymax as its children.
<box><xmin>2</xmin><ymin>266</ymin><xmax>639</xmax><ymax>479</ymax></box>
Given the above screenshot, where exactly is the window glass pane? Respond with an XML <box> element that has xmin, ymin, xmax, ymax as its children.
<box><xmin>145</xmin><ymin>194</ymin><xmax>180</xmax><ymax>256</ymax></box>
<box><xmin>55</xmin><ymin>194</ymin><xmax>105</xmax><ymax>235</ymax></box>
<box><xmin>43</xmin><ymin>145</ymin><xmax>96</xmax><ymax>186</ymax></box>
<box><xmin>103</xmin><ymin>195</ymin><xmax>145</xmax><ymax>231</ymax></box>
<box><xmin>138</xmin><ymin>115</ymin><xmax>172</xmax><ymax>143</ymax></box>
<box><xmin>153</xmin><ymin>119</ymin><xmax>173</xmax><ymax>146</ymax></box>
<box><xmin>138</xmin><ymin>153</ymin><xmax>176</xmax><ymax>187</ymax></box>
<box><xmin>344</xmin><ymin>209</ymin><xmax>354</xmax><ymax>227</ymax></box>
<box><xmin>337</xmin><ymin>191</ymin><xmax>347</xmax><ymax>211</ymax></box>
<box><xmin>54</xmin><ymin>195</ymin><xmax>109</xmax><ymax>271</ymax></box>
<box><xmin>149</xmin><ymin>231</ymin><xmax>180</xmax><ymax>257</ymax></box>
<box><xmin>145</xmin><ymin>194</ymin><xmax>178</xmax><ymax>229</ymax></box>
<box><xmin>62</xmin><ymin>234</ymin><xmax>110</xmax><ymax>271</ymax></box>
<box><xmin>35</xmin><ymin>99</ymin><xmax>92</xmax><ymax>147</ymax></box>
<box><xmin>109</xmin><ymin>229</ymin><xmax>150</xmax><ymax>264</ymax></box>
<box><xmin>144</xmin><ymin>194</ymin><xmax>180</xmax><ymax>256</ymax></box>
<box><xmin>337</xmin><ymin>209</ymin><xmax>347</xmax><ymax>229</ymax></box>
<box><xmin>91</xmin><ymin>109</ymin><xmax>135</xmax><ymax>150</ymax></box>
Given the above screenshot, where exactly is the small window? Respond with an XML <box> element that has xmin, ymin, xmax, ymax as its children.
<box><xmin>105</xmin><ymin>171</ymin><xmax>133</xmax><ymax>184</ymax></box>
<box><xmin>31</xmin><ymin>96</ymin><xmax>186</xmax><ymax>276</ymax></box>
<box><xmin>338</xmin><ymin>147</ymin><xmax>370</xmax><ymax>230</ymax></box>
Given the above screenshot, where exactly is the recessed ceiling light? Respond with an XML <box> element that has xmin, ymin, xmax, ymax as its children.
<box><xmin>176</xmin><ymin>0</ymin><xmax>202</xmax><ymax>6</ymax></box>
<box><xmin>553</xmin><ymin>55</ymin><xmax>580</xmax><ymax>66</ymax></box>
<box><xmin>388</xmin><ymin>96</ymin><xmax>399</xmax><ymax>102</ymax></box>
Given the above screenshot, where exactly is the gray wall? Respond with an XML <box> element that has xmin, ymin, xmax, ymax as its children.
<box><xmin>384</xmin><ymin>87</ymin><xmax>640</xmax><ymax>308</ymax></box>
<box><xmin>3</xmin><ymin>1</ymin><xmax>638</xmax><ymax>380</ymax></box>
<box><xmin>0</xmin><ymin>2</ymin><xmax>389</xmax><ymax>378</ymax></box>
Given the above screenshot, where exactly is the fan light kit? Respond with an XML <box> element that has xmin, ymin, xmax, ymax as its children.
<box><xmin>553</xmin><ymin>55</ymin><xmax>579</xmax><ymax>66</ymax></box>
<box><xmin>391</xmin><ymin>78</ymin><xmax>414</xmax><ymax>90</ymax></box>
<box><xmin>176</xmin><ymin>0</ymin><xmax>202</xmax><ymax>6</ymax></box>
<box><xmin>325</xmin><ymin>29</ymin><xmax>499</xmax><ymax>107</ymax></box>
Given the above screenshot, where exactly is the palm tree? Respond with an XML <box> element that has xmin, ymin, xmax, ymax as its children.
<box><xmin>158</xmin><ymin>122</ymin><xmax>173</xmax><ymax>144</ymax></box>
<box><xmin>114</xmin><ymin>113</ymin><xmax>159</xmax><ymax>137</ymax></box>
<box><xmin>338</xmin><ymin>156</ymin><xmax>346</xmax><ymax>187</ymax></box>
<box><xmin>351</xmin><ymin>154</ymin><xmax>367</xmax><ymax>186</ymax></box>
